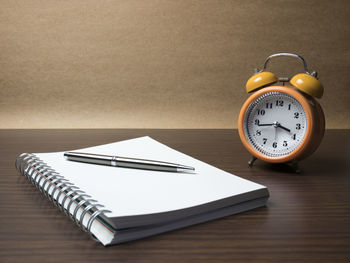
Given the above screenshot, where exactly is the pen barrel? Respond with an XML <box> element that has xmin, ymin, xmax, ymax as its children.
<box><xmin>65</xmin><ymin>152</ymin><xmax>112</xmax><ymax>166</ymax></box>
<box><xmin>64</xmin><ymin>152</ymin><xmax>194</xmax><ymax>172</ymax></box>
<box><xmin>115</xmin><ymin>157</ymin><xmax>178</xmax><ymax>172</ymax></box>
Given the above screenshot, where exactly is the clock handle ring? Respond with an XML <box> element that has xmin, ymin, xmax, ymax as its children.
<box><xmin>258</xmin><ymin>53</ymin><xmax>311</xmax><ymax>75</ymax></box>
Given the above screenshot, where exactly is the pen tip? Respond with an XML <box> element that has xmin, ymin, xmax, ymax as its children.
<box><xmin>177</xmin><ymin>166</ymin><xmax>195</xmax><ymax>173</ymax></box>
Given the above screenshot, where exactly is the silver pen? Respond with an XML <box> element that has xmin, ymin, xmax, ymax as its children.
<box><xmin>64</xmin><ymin>152</ymin><xmax>195</xmax><ymax>173</ymax></box>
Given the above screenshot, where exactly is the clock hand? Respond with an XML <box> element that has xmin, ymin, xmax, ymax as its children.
<box><xmin>271</xmin><ymin>121</ymin><xmax>291</xmax><ymax>133</ymax></box>
<box><xmin>277</xmin><ymin>123</ymin><xmax>291</xmax><ymax>132</ymax></box>
<box><xmin>257</xmin><ymin>123</ymin><xmax>274</xmax><ymax>126</ymax></box>
<box><xmin>257</xmin><ymin>122</ymin><xmax>290</xmax><ymax>132</ymax></box>
<box><xmin>271</xmin><ymin>121</ymin><xmax>278</xmax><ymax>140</ymax></box>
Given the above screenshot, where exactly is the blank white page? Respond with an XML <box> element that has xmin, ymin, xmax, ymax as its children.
<box><xmin>35</xmin><ymin>137</ymin><xmax>266</xmax><ymax>217</ymax></box>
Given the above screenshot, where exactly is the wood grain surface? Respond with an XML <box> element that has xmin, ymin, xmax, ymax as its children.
<box><xmin>0</xmin><ymin>129</ymin><xmax>349</xmax><ymax>263</ymax></box>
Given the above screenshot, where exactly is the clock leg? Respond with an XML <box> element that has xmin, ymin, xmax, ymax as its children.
<box><xmin>290</xmin><ymin>159</ymin><xmax>301</xmax><ymax>174</ymax></box>
<box><xmin>248</xmin><ymin>156</ymin><xmax>257</xmax><ymax>167</ymax></box>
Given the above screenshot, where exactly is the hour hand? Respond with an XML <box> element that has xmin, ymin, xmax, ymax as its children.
<box><xmin>277</xmin><ymin>123</ymin><xmax>291</xmax><ymax>132</ymax></box>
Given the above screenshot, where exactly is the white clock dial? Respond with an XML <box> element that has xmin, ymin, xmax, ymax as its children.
<box><xmin>243</xmin><ymin>91</ymin><xmax>307</xmax><ymax>157</ymax></box>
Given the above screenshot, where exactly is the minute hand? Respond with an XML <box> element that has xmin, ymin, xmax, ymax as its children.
<box><xmin>257</xmin><ymin>123</ymin><xmax>274</xmax><ymax>126</ymax></box>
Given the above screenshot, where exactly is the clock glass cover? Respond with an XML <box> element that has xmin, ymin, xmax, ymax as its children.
<box><xmin>243</xmin><ymin>91</ymin><xmax>307</xmax><ymax>157</ymax></box>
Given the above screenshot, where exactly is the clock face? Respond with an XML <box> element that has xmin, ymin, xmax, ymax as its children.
<box><xmin>243</xmin><ymin>91</ymin><xmax>307</xmax><ymax>157</ymax></box>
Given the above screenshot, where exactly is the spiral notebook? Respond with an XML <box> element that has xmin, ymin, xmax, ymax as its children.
<box><xmin>15</xmin><ymin>136</ymin><xmax>269</xmax><ymax>246</ymax></box>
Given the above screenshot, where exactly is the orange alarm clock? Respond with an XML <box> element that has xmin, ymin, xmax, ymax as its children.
<box><xmin>238</xmin><ymin>53</ymin><xmax>325</xmax><ymax>172</ymax></box>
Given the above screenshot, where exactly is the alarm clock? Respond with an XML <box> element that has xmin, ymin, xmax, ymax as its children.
<box><xmin>238</xmin><ymin>53</ymin><xmax>325</xmax><ymax>171</ymax></box>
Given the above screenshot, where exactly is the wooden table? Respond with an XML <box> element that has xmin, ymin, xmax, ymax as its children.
<box><xmin>0</xmin><ymin>129</ymin><xmax>349</xmax><ymax>263</ymax></box>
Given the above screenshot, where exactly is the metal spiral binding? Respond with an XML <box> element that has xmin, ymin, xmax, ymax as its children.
<box><xmin>15</xmin><ymin>153</ymin><xmax>112</xmax><ymax>243</ymax></box>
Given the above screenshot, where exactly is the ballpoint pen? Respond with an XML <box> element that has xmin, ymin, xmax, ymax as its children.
<box><xmin>64</xmin><ymin>152</ymin><xmax>195</xmax><ymax>173</ymax></box>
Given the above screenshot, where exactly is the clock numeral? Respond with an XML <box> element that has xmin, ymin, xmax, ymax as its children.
<box><xmin>266</xmin><ymin>103</ymin><xmax>272</xmax><ymax>109</ymax></box>
<box><xmin>296</xmin><ymin>123</ymin><xmax>301</xmax><ymax>130</ymax></box>
<box><xmin>283</xmin><ymin>141</ymin><xmax>288</xmax><ymax>147</ymax></box>
<box><xmin>288</xmin><ymin>104</ymin><xmax>291</xmax><ymax>110</ymax></box>
<box><xmin>294</xmin><ymin>112</ymin><xmax>299</xmax><ymax>119</ymax></box>
<box><xmin>292</xmin><ymin>134</ymin><xmax>296</xmax><ymax>140</ymax></box>
<box><xmin>256</xmin><ymin>130</ymin><xmax>261</xmax><ymax>136</ymax></box>
<box><xmin>272</xmin><ymin>142</ymin><xmax>277</xmax><ymax>148</ymax></box>
<box><xmin>257</xmin><ymin>109</ymin><xmax>265</xmax><ymax>115</ymax></box>
<box><xmin>263</xmin><ymin>138</ymin><xmax>267</xmax><ymax>144</ymax></box>
<box><xmin>254</xmin><ymin>119</ymin><xmax>260</xmax><ymax>125</ymax></box>
<box><xmin>276</xmin><ymin>100</ymin><xmax>284</xmax><ymax>107</ymax></box>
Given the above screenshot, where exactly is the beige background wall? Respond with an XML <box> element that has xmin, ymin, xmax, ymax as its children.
<box><xmin>0</xmin><ymin>0</ymin><xmax>349</xmax><ymax>129</ymax></box>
